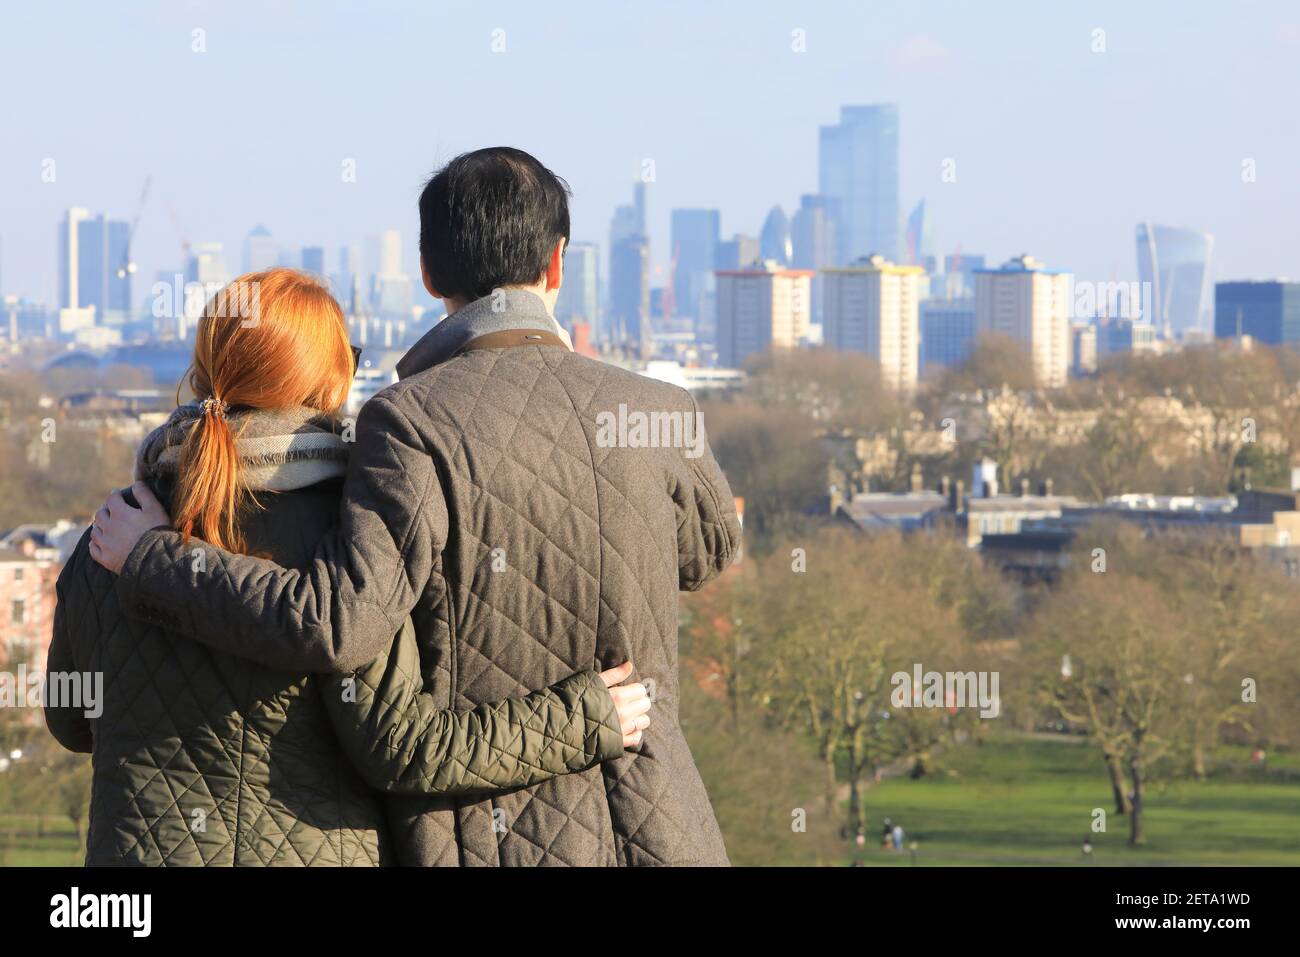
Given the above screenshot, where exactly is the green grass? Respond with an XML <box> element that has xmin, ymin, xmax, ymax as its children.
<box><xmin>0</xmin><ymin>814</ymin><xmax>83</xmax><ymax>867</ymax></box>
<box><xmin>851</xmin><ymin>736</ymin><xmax>1300</xmax><ymax>867</ymax></box>
<box><xmin>3</xmin><ymin>734</ymin><xmax>1297</xmax><ymax>866</ymax></box>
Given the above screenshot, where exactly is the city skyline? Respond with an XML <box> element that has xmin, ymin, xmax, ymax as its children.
<box><xmin>2</xmin><ymin>1</ymin><xmax>1297</xmax><ymax>308</ymax></box>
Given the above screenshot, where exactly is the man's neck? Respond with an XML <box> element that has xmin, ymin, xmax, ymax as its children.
<box><xmin>444</xmin><ymin>283</ymin><xmax>554</xmax><ymax>318</ymax></box>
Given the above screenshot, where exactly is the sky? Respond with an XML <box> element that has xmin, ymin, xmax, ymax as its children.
<box><xmin>2</xmin><ymin>0</ymin><xmax>1298</xmax><ymax>305</ymax></box>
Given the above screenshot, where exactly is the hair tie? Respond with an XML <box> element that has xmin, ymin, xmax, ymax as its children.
<box><xmin>200</xmin><ymin>396</ymin><xmax>230</xmax><ymax>420</ymax></box>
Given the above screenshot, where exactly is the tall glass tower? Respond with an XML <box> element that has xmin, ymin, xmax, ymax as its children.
<box><xmin>1135</xmin><ymin>223</ymin><xmax>1214</xmax><ymax>336</ymax></box>
<box><xmin>669</xmin><ymin>208</ymin><xmax>720</xmax><ymax>322</ymax></box>
<box><xmin>818</xmin><ymin>104</ymin><xmax>900</xmax><ymax>263</ymax></box>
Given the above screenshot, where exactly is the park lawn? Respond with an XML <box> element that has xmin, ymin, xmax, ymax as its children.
<box><xmin>854</xmin><ymin>735</ymin><xmax>1300</xmax><ymax>867</ymax></box>
<box><xmin>0</xmin><ymin>814</ymin><xmax>82</xmax><ymax>866</ymax></box>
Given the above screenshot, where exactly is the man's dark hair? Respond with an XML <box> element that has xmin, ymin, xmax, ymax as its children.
<box><xmin>418</xmin><ymin>147</ymin><xmax>571</xmax><ymax>303</ymax></box>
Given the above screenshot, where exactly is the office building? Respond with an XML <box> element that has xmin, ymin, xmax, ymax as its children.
<box><xmin>242</xmin><ymin>225</ymin><xmax>278</xmax><ymax>273</ymax></box>
<box><xmin>555</xmin><ymin>241</ymin><xmax>600</xmax><ymax>335</ymax></box>
<box><xmin>58</xmin><ymin>208</ymin><xmax>130</xmax><ymax>324</ymax></box>
<box><xmin>759</xmin><ymin>205</ymin><xmax>792</xmax><ymax>266</ymax></box>
<box><xmin>1136</xmin><ymin>223</ymin><xmax>1214</xmax><ymax>336</ymax></box>
<box><xmin>669</xmin><ymin>208</ymin><xmax>720</xmax><ymax>324</ymax></box>
<box><xmin>609</xmin><ymin>234</ymin><xmax>650</xmax><ymax>349</ymax></box>
<box><xmin>818</xmin><ymin>104</ymin><xmax>900</xmax><ymax>262</ymax></box>
<box><xmin>823</xmin><ymin>255</ymin><xmax>922</xmax><ymax>394</ymax></box>
<box><xmin>974</xmin><ymin>255</ymin><xmax>1072</xmax><ymax>388</ymax></box>
<box><xmin>715</xmin><ymin>261</ymin><xmax>812</xmax><ymax>368</ymax></box>
<box><xmin>716</xmin><ymin>233</ymin><xmax>761</xmax><ymax>271</ymax></box>
<box><xmin>301</xmin><ymin>246</ymin><xmax>326</xmax><ymax>276</ymax></box>
<box><xmin>921</xmin><ymin>298</ymin><xmax>977</xmax><ymax>372</ymax></box>
<box><xmin>792</xmin><ymin>195</ymin><xmax>840</xmax><ymax>324</ymax></box>
<box><xmin>1214</xmin><ymin>281</ymin><xmax>1300</xmax><ymax>345</ymax></box>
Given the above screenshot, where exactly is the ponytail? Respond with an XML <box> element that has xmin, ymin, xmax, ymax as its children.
<box><xmin>172</xmin><ymin>397</ymin><xmax>247</xmax><ymax>553</ymax></box>
<box><xmin>171</xmin><ymin>267</ymin><xmax>354</xmax><ymax>554</ymax></box>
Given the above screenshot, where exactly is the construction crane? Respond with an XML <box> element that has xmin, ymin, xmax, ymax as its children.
<box><xmin>117</xmin><ymin>176</ymin><xmax>152</xmax><ymax>279</ymax></box>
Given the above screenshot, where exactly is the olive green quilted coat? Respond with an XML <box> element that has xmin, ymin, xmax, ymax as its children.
<box><xmin>46</xmin><ymin>476</ymin><xmax>622</xmax><ymax>866</ymax></box>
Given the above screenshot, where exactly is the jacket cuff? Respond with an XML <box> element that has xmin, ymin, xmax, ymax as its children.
<box><xmin>571</xmin><ymin>669</ymin><xmax>624</xmax><ymax>764</ymax></box>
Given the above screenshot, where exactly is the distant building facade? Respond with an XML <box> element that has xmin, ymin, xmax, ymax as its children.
<box><xmin>716</xmin><ymin>262</ymin><xmax>812</xmax><ymax>368</ymax></box>
<box><xmin>555</xmin><ymin>241</ymin><xmax>600</xmax><ymax>336</ymax></box>
<box><xmin>975</xmin><ymin>255</ymin><xmax>1072</xmax><ymax>388</ymax></box>
<box><xmin>609</xmin><ymin>234</ymin><xmax>650</xmax><ymax>349</ymax></box>
<box><xmin>1136</xmin><ymin>223</ymin><xmax>1213</xmax><ymax>336</ymax></box>
<box><xmin>1214</xmin><ymin>280</ymin><xmax>1300</xmax><ymax>346</ymax></box>
<box><xmin>669</xmin><ymin>209</ymin><xmax>720</xmax><ymax>327</ymax></box>
<box><xmin>823</xmin><ymin>254</ymin><xmax>922</xmax><ymax>394</ymax></box>
<box><xmin>921</xmin><ymin>298</ymin><xmax>977</xmax><ymax>372</ymax></box>
<box><xmin>818</xmin><ymin>104</ymin><xmax>900</xmax><ymax>262</ymax></box>
<box><xmin>58</xmin><ymin>207</ymin><xmax>131</xmax><ymax>324</ymax></box>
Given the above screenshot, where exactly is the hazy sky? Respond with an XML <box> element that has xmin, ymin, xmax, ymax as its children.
<box><xmin>2</xmin><ymin>0</ymin><xmax>1297</xmax><ymax>304</ymax></box>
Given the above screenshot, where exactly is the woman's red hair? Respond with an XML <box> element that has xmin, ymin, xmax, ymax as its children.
<box><xmin>172</xmin><ymin>268</ymin><xmax>353</xmax><ymax>553</ymax></box>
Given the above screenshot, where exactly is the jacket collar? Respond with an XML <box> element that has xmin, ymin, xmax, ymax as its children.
<box><xmin>396</xmin><ymin>288</ymin><xmax>568</xmax><ymax>380</ymax></box>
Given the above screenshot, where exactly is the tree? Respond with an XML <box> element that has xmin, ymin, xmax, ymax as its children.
<box><xmin>936</xmin><ymin>332</ymin><xmax>1039</xmax><ymax>395</ymax></box>
<box><xmin>739</xmin><ymin>529</ymin><xmax>992</xmax><ymax>835</ymax></box>
<box><xmin>699</xmin><ymin>397</ymin><xmax>828</xmax><ymax>545</ymax></box>
<box><xmin>1034</xmin><ymin>527</ymin><xmax>1190</xmax><ymax>845</ymax></box>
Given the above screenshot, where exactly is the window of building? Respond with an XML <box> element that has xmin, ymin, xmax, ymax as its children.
<box><xmin>11</xmin><ymin>598</ymin><xmax>24</xmax><ymax>625</ymax></box>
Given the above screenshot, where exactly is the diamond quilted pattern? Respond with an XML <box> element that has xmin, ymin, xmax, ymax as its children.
<box><xmin>376</xmin><ymin>343</ymin><xmax>739</xmax><ymax>866</ymax></box>
<box><xmin>103</xmin><ymin>304</ymin><xmax>742</xmax><ymax>867</ymax></box>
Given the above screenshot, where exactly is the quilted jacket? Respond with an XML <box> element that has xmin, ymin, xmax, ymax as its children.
<box><xmin>114</xmin><ymin>289</ymin><xmax>742</xmax><ymax>865</ymax></box>
<box><xmin>46</xmin><ymin>421</ymin><xmax>624</xmax><ymax>865</ymax></box>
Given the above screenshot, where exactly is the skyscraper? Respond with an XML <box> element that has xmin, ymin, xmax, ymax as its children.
<box><xmin>791</xmin><ymin>195</ymin><xmax>840</xmax><ymax>325</ymax></box>
<box><xmin>609</xmin><ymin>182</ymin><xmax>647</xmax><ymax>249</ymax></box>
<box><xmin>823</xmin><ymin>254</ymin><xmax>922</xmax><ymax>394</ymax></box>
<box><xmin>608</xmin><ymin>182</ymin><xmax>650</xmax><ymax>350</ymax></box>
<box><xmin>904</xmin><ymin>200</ymin><xmax>925</xmax><ymax>266</ymax></box>
<box><xmin>974</xmin><ymin>255</ymin><xmax>1072</xmax><ymax>388</ymax></box>
<box><xmin>362</xmin><ymin>230</ymin><xmax>413</xmax><ymax>318</ymax></box>
<box><xmin>942</xmin><ymin>252</ymin><xmax>986</xmax><ymax>299</ymax></box>
<box><xmin>715</xmin><ymin>234</ymin><xmax>761</xmax><ymax>271</ymax></box>
<box><xmin>715</xmin><ymin>261</ymin><xmax>812</xmax><ymax>368</ymax></box>
<box><xmin>58</xmin><ymin>208</ymin><xmax>90</xmax><ymax>311</ymax></box>
<box><xmin>921</xmin><ymin>298</ymin><xmax>977</xmax><ymax>372</ymax></box>
<box><xmin>818</xmin><ymin>104</ymin><xmax>900</xmax><ymax>262</ymax></box>
<box><xmin>609</xmin><ymin>234</ymin><xmax>649</xmax><ymax>350</ymax></box>
<box><xmin>669</xmin><ymin>208</ymin><xmax>720</xmax><ymax>326</ymax></box>
<box><xmin>57</xmin><ymin>209</ymin><xmax>131</xmax><ymax>324</ymax></box>
<box><xmin>242</xmin><ymin>225</ymin><xmax>278</xmax><ymax>273</ymax></box>
<box><xmin>186</xmin><ymin>242</ymin><xmax>229</xmax><ymax>290</ymax></box>
<box><xmin>555</xmin><ymin>241</ymin><xmax>600</xmax><ymax>334</ymax></box>
<box><xmin>759</xmin><ymin>206</ymin><xmax>792</xmax><ymax>266</ymax></box>
<box><xmin>301</xmin><ymin>246</ymin><xmax>326</xmax><ymax>276</ymax></box>
<box><xmin>1135</xmin><ymin>223</ymin><xmax>1214</xmax><ymax>336</ymax></box>
<box><xmin>1214</xmin><ymin>281</ymin><xmax>1300</xmax><ymax>345</ymax></box>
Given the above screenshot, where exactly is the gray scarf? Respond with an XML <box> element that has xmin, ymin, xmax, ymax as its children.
<box><xmin>135</xmin><ymin>403</ymin><xmax>349</xmax><ymax>493</ymax></box>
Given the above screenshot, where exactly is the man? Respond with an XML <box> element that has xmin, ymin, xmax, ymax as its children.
<box><xmin>92</xmin><ymin>146</ymin><xmax>740</xmax><ymax>866</ymax></box>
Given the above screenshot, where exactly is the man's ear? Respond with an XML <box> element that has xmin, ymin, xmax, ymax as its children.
<box><xmin>420</xmin><ymin>258</ymin><xmax>440</xmax><ymax>298</ymax></box>
<box><xmin>544</xmin><ymin>239</ymin><xmax>565</xmax><ymax>292</ymax></box>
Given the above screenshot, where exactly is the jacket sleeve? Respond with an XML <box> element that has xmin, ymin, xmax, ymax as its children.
<box><xmin>112</xmin><ymin>394</ymin><xmax>445</xmax><ymax>675</ymax></box>
<box><xmin>44</xmin><ymin>547</ymin><xmax>95</xmax><ymax>754</ymax></box>
<box><xmin>323</xmin><ymin>619</ymin><xmax>625</xmax><ymax>795</ymax></box>
<box><xmin>675</xmin><ymin>394</ymin><xmax>742</xmax><ymax>591</ymax></box>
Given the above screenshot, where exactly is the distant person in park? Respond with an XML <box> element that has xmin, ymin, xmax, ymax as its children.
<box><xmin>47</xmin><ymin>268</ymin><xmax>652</xmax><ymax>866</ymax></box>
<box><xmin>882</xmin><ymin>817</ymin><xmax>894</xmax><ymax>850</ymax></box>
<box><xmin>88</xmin><ymin>147</ymin><xmax>741</xmax><ymax>865</ymax></box>
<box><xmin>892</xmin><ymin>823</ymin><xmax>905</xmax><ymax>851</ymax></box>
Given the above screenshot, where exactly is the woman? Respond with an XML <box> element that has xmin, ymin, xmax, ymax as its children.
<box><xmin>45</xmin><ymin>268</ymin><xmax>650</xmax><ymax>866</ymax></box>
